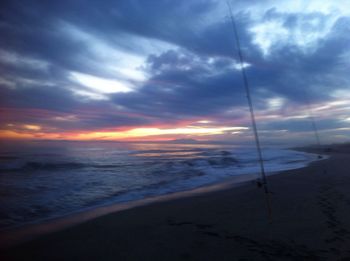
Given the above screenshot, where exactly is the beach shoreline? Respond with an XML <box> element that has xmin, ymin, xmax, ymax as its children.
<box><xmin>0</xmin><ymin>172</ymin><xmax>259</xmax><ymax>249</ymax></box>
<box><xmin>0</xmin><ymin>148</ymin><xmax>323</xmax><ymax>249</ymax></box>
<box><xmin>2</xmin><ymin>144</ymin><xmax>350</xmax><ymax>260</ymax></box>
<box><xmin>0</xmin><ymin>144</ymin><xmax>315</xmax><ymax>232</ymax></box>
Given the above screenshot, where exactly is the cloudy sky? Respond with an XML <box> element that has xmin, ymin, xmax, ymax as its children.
<box><xmin>0</xmin><ymin>0</ymin><xmax>349</xmax><ymax>145</ymax></box>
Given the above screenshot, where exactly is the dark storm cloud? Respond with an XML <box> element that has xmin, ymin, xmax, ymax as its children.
<box><xmin>0</xmin><ymin>0</ymin><xmax>125</xmax><ymax>80</ymax></box>
<box><xmin>0</xmin><ymin>0</ymin><xmax>349</xmax><ymax>135</ymax></box>
<box><xmin>0</xmin><ymin>83</ymin><xmax>151</xmax><ymax>131</ymax></box>
<box><xmin>114</xmin><ymin>11</ymin><xmax>350</xmax><ymax>119</ymax></box>
<box><xmin>0</xmin><ymin>0</ymin><xmax>215</xmax><ymax>57</ymax></box>
<box><xmin>112</xmin><ymin>48</ymin><xmax>247</xmax><ymax>119</ymax></box>
<box><xmin>0</xmin><ymin>4</ymin><xmax>84</xmax><ymax>71</ymax></box>
<box><xmin>260</xmin><ymin>117</ymin><xmax>350</xmax><ymax>133</ymax></box>
<box><xmin>247</xmin><ymin>14</ymin><xmax>350</xmax><ymax>104</ymax></box>
<box><xmin>0</xmin><ymin>83</ymin><xmax>77</xmax><ymax>112</ymax></box>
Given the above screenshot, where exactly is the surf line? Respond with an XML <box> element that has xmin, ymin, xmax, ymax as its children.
<box><xmin>227</xmin><ymin>2</ymin><xmax>273</xmax><ymax>221</ymax></box>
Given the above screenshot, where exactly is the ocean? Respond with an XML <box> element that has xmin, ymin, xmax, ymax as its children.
<box><xmin>0</xmin><ymin>141</ymin><xmax>320</xmax><ymax>231</ymax></box>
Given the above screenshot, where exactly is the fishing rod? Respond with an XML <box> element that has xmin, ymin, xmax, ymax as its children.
<box><xmin>227</xmin><ymin>2</ymin><xmax>272</xmax><ymax>220</ymax></box>
<box><xmin>306</xmin><ymin>102</ymin><xmax>321</xmax><ymax>146</ymax></box>
<box><xmin>306</xmin><ymin>101</ymin><xmax>323</xmax><ymax>159</ymax></box>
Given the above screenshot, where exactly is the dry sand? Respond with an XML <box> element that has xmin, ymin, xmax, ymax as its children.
<box><xmin>1</xmin><ymin>145</ymin><xmax>350</xmax><ymax>260</ymax></box>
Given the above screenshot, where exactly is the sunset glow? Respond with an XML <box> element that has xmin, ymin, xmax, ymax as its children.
<box><xmin>0</xmin><ymin>0</ymin><xmax>349</xmax><ymax>145</ymax></box>
<box><xmin>0</xmin><ymin>125</ymin><xmax>249</xmax><ymax>141</ymax></box>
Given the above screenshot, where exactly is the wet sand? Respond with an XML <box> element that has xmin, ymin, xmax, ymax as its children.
<box><xmin>2</xmin><ymin>145</ymin><xmax>350</xmax><ymax>260</ymax></box>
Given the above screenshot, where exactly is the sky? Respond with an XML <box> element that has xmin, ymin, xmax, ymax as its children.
<box><xmin>0</xmin><ymin>0</ymin><xmax>350</xmax><ymax>145</ymax></box>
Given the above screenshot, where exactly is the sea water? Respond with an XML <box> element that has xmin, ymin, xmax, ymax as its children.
<box><xmin>0</xmin><ymin>141</ymin><xmax>320</xmax><ymax>230</ymax></box>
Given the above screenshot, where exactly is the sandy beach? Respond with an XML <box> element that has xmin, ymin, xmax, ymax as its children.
<box><xmin>1</xmin><ymin>145</ymin><xmax>350</xmax><ymax>260</ymax></box>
